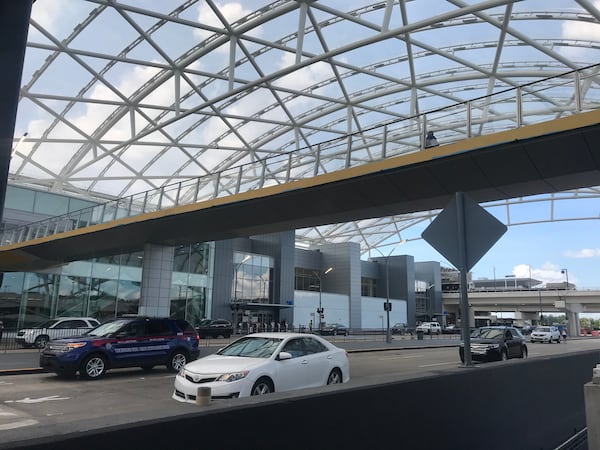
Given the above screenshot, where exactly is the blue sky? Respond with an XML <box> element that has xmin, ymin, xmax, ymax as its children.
<box><xmin>399</xmin><ymin>216</ymin><xmax>600</xmax><ymax>291</ymax></box>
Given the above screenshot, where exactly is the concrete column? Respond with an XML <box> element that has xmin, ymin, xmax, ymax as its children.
<box><xmin>584</xmin><ymin>365</ymin><xmax>600</xmax><ymax>449</ymax></box>
<box><xmin>139</xmin><ymin>243</ymin><xmax>174</xmax><ymax>317</ymax></box>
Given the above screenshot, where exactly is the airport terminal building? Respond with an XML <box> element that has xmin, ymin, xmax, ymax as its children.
<box><xmin>0</xmin><ymin>185</ymin><xmax>442</xmax><ymax>331</ymax></box>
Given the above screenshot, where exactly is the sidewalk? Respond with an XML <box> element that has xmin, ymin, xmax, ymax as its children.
<box><xmin>0</xmin><ymin>334</ymin><xmax>460</xmax><ymax>376</ymax></box>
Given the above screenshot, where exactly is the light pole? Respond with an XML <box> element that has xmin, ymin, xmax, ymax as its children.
<box><xmin>561</xmin><ymin>268</ymin><xmax>569</xmax><ymax>330</ymax></box>
<box><xmin>561</xmin><ymin>268</ymin><xmax>569</xmax><ymax>290</ymax></box>
<box><xmin>538</xmin><ymin>290</ymin><xmax>543</xmax><ymax>325</ymax></box>
<box><xmin>372</xmin><ymin>244</ymin><xmax>404</xmax><ymax>344</ymax></box>
<box><xmin>233</xmin><ymin>255</ymin><xmax>251</xmax><ymax>333</ymax></box>
<box><xmin>426</xmin><ymin>283</ymin><xmax>436</xmax><ymax>323</ymax></box>
<box><xmin>315</xmin><ymin>267</ymin><xmax>333</xmax><ymax>332</ymax></box>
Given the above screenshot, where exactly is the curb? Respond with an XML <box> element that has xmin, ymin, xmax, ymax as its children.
<box><xmin>0</xmin><ymin>367</ymin><xmax>44</xmax><ymax>376</ymax></box>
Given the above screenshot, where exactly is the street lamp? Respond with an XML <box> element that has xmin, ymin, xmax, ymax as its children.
<box><xmin>561</xmin><ymin>268</ymin><xmax>569</xmax><ymax>331</ymax></box>
<box><xmin>561</xmin><ymin>269</ymin><xmax>569</xmax><ymax>290</ymax></box>
<box><xmin>372</xmin><ymin>242</ymin><xmax>405</xmax><ymax>344</ymax></box>
<box><xmin>426</xmin><ymin>284</ymin><xmax>436</xmax><ymax>322</ymax></box>
<box><xmin>315</xmin><ymin>267</ymin><xmax>333</xmax><ymax>332</ymax></box>
<box><xmin>233</xmin><ymin>254</ymin><xmax>251</xmax><ymax>333</ymax></box>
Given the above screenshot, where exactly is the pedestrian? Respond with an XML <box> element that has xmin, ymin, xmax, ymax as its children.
<box><xmin>425</xmin><ymin>131</ymin><xmax>439</xmax><ymax>148</ymax></box>
<box><xmin>562</xmin><ymin>328</ymin><xmax>567</xmax><ymax>342</ymax></box>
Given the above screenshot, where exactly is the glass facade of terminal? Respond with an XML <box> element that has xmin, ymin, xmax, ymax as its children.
<box><xmin>0</xmin><ymin>186</ymin><xmax>215</xmax><ymax>328</ymax></box>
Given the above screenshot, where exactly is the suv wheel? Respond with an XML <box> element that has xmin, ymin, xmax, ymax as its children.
<box><xmin>80</xmin><ymin>354</ymin><xmax>107</xmax><ymax>380</ymax></box>
<box><xmin>35</xmin><ymin>335</ymin><xmax>49</xmax><ymax>348</ymax></box>
<box><xmin>167</xmin><ymin>350</ymin><xmax>188</xmax><ymax>373</ymax></box>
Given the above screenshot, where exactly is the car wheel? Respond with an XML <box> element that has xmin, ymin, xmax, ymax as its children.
<box><xmin>519</xmin><ymin>346</ymin><xmax>528</xmax><ymax>359</ymax></box>
<box><xmin>167</xmin><ymin>350</ymin><xmax>188</xmax><ymax>373</ymax></box>
<box><xmin>327</xmin><ymin>368</ymin><xmax>343</xmax><ymax>385</ymax></box>
<box><xmin>80</xmin><ymin>354</ymin><xmax>107</xmax><ymax>380</ymax></box>
<box><xmin>251</xmin><ymin>377</ymin><xmax>274</xmax><ymax>396</ymax></box>
<box><xmin>34</xmin><ymin>335</ymin><xmax>49</xmax><ymax>348</ymax></box>
<box><xmin>500</xmin><ymin>350</ymin><xmax>508</xmax><ymax>361</ymax></box>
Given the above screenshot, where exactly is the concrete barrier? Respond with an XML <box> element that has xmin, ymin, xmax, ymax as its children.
<box><xmin>5</xmin><ymin>350</ymin><xmax>598</xmax><ymax>450</ymax></box>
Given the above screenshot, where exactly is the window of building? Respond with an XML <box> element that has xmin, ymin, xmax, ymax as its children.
<box><xmin>233</xmin><ymin>253</ymin><xmax>274</xmax><ymax>303</ymax></box>
<box><xmin>294</xmin><ymin>267</ymin><xmax>320</xmax><ymax>292</ymax></box>
<box><xmin>361</xmin><ymin>277</ymin><xmax>377</xmax><ymax>297</ymax></box>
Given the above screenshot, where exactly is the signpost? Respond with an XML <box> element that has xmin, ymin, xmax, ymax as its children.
<box><xmin>422</xmin><ymin>192</ymin><xmax>507</xmax><ymax>366</ymax></box>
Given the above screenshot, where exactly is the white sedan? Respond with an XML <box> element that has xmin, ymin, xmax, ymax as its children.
<box><xmin>172</xmin><ymin>332</ymin><xmax>350</xmax><ymax>402</ymax></box>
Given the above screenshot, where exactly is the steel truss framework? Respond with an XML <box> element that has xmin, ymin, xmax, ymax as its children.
<box><xmin>11</xmin><ymin>0</ymin><xmax>600</xmax><ymax>256</ymax></box>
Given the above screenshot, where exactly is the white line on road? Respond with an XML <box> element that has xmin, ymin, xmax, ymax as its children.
<box><xmin>5</xmin><ymin>395</ymin><xmax>70</xmax><ymax>404</ymax></box>
<box><xmin>0</xmin><ymin>419</ymin><xmax>38</xmax><ymax>430</ymax></box>
<box><xmin>378</xmin><ymin>354</ymin><xmax>425</xmax><ymax>360</ymax></box>
<box><xmin>419</xmin><ymin>362</ymin><xmax>458</xmax><ymax>368</ymax></box>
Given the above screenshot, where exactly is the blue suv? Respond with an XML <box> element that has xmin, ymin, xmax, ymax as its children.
<box><xmin>40</xmin><ymin>317</ymin><xmax>200</xmax><ymax>379</ymax></box>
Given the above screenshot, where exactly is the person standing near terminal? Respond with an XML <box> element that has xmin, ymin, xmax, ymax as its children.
<box><xmin>562</xmin><ymin>328</ymin><xmax>567</xmax><ymax>341</ymax></box>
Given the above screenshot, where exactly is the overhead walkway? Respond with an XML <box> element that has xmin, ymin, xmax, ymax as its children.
<box><xmin>0</xmin><ymin>66</ymin><xmax>599</xmax><ymax>272</ymax></box>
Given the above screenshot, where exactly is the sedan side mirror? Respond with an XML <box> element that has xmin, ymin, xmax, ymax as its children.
<box><xmin>277</xmin><ymin>351</ymin><xmax>292</xmax><ymax>361</ymax></box>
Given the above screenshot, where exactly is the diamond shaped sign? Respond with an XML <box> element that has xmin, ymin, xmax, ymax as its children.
<box><xmin>422</xmin><ymin>192</ymin><xmax>507</xmax><ymax>271</ymax></box>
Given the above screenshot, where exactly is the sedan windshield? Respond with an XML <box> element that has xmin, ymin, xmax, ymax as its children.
<box><xmin>536</xmin><ymin>327</ymin><xmax>551</xmax><ymax>332</ymax></box>
<box><xmin>85</xmin><ymin>319</ymin><xmax>130</xmax><ymax>337</ymax></box>
<box><xmin>477</xmin><ymin>328</ymin><xmax>504</xmax><ymax>339</ymax></box>
<box><xmin>218</xmin><ymin>337</ymin><xmax>283</xmax><ymax>358</ymax></box>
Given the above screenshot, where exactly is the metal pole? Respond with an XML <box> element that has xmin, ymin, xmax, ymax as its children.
<box><xmin>385</xmin><ymin>256</ymin><xmax>391</xmax><ymax>343</ymax></box>
<box><xmin>318</xmin><ymin>279</ymin><xmax>322</xmax><ymax>332</ymax></box>
<box><xmin>456</xmin><ymin>192</ymin><xmax>473</xmax><ymax>366</ymax></box>
<box><xmin>539</xmin><ymin>290</ymin><xmax>543</xmax><ymax>325</ymax></box>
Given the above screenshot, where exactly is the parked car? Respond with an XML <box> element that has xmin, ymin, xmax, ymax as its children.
<box><xmin>39</xmin><ymin>316</ymin><xmax>200</xmax><ymax>379</ymax></box>
<box><xmin>319</xmin><ymin>323</ymin><xmax>349</xmax><ymax>336</ymax></box>
<box><xmin>391</xmin><ymin>323</ymin><xmax>413</xmax><ymax>335</ymax></box>
<box><xmin>459</xmin><ymin>326</ymin><xmax>527</xmax><ymax>363</ymax></box>
<box><xmin>443</xmin><ymin>324</ymin><xmax>461</xmax><ymax>334</ymax></box>
<box><xmin>519</xmin><ymin>325</ymin><xmax>535</xmax><ymax>335</ymax></box>
<box><xmin>195</xmin><ymin>319</ymin><xmax>233</xmax><ymax>338</ymax></box>
<box><xmin>173</xmin><ymin>332</ymin><xmax>350</xmax><ymax>401</ymax></box>
<box><xmin>16</xmin><ymin>317</ymin><xmax>101</xmax><ymax>348</ymax></box>
<box><xmin>530</xmin><ymin>326</ymin><xmax>561</xmax><ymax>343</ymax></box>
<box><xmin>416</xmin><ymin>322</ymin><xmax>442</xmax><ymax>335</ymax></box>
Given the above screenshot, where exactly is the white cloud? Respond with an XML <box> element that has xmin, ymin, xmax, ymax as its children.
<box><xmin>564</xmin><ymin>248</ymin><xmax>600</xmax><ymax>258</ymax></box>
<box><xmin>512</xmin><ymin>262</ymin><xmax>570</xmax><ymax>285</ymax></box>
<box><xmin>194</xmin><ymin>2</ymin><xmax>263</xmax><ymax>43</ymax></box>
<box><xmin>31</xmin><ymin>0</ymin><xmax>74</xmax><ymax>33</ymax></box>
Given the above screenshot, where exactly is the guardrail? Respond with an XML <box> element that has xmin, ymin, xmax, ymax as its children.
<box><xmin>1</xmin><ymin>63</ymin><xmax>599</xmax><ymax>247</ymax></box>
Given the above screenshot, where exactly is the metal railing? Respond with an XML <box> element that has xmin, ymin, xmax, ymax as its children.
<box><xmin>2</xmin><ymin>63</ymin><xmax>599</xmax><ymax>247</ymax></box>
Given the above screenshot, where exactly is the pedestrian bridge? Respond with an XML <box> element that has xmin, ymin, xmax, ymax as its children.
<box><xmin>0</xmin><ymin>67</ymin><xmax>599</xmax><ymax>272</ymax></box>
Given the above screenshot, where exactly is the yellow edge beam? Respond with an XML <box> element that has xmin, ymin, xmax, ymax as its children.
<box><xmin>3</xmin><ymin>109</ymin><xmax>600</xmax><ymax>252</ymax></box>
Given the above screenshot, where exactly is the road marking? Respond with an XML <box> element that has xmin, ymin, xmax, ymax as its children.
<box><xmin>378</xmin><ymin>354</ymin><xmax>425</xmax><ymax>360</ymax></box>
<box><xmin>419</xmin><ymin>362</ymin><xmax>457</xmax><ymax>368</ymax></box>
<box><xmin>5</xmin><ymin>395</ymin><xmax>70</xmax><ymax>404</ymax></box>
<box><xmin>0</xmin><ymin>419</ymin><xmax>38</xmax><ymax>430</ymax></box>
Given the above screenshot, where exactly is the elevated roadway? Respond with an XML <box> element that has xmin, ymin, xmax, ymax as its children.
<box><xmin>0</xmin><ymin>109</ymin><xmax>599</xmax><ymax>272</ymax></box>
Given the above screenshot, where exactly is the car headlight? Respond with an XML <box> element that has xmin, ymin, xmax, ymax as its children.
<box><xmin>215</xmin><ymin>371</ymin><xmax>249</xmax><ymax>382</ymax></box>
<box><xmin>487</xmin><ymin>344</ymin><xmax>500</xmax><ymax>349</ymax></box>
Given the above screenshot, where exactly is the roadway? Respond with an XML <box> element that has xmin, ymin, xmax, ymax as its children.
<box><xmin>0</xmin><ymin>336</ymin><xmax>598</xmax><ymax>447</ymax></box>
